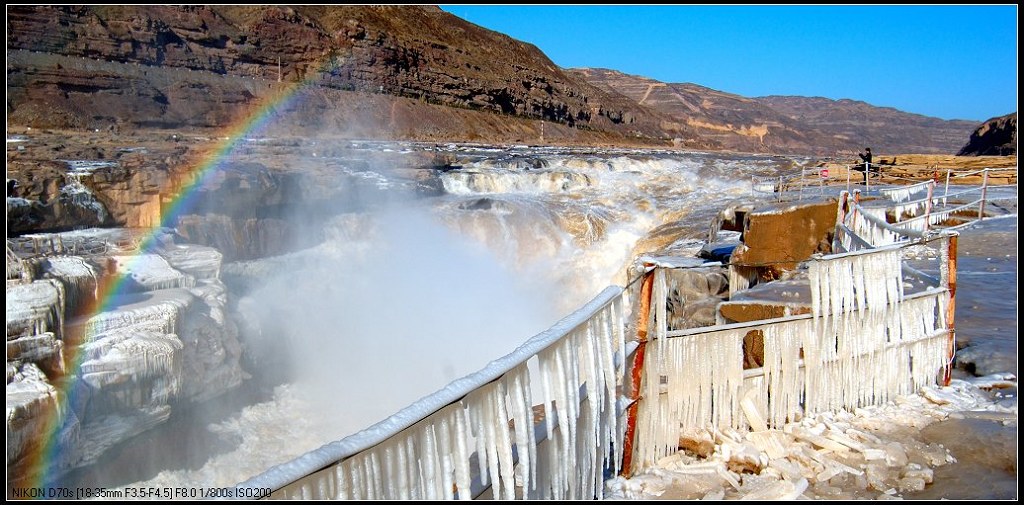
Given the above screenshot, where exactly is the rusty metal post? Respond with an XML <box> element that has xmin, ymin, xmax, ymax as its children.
<box><xmin>620</xmin><ymin>270</ymin><xmax>654</xmax><ymax>478</ymax></box>
<box><xmin>943</xmin><ymin>234</ymin><xmax>958</xmax><ymax>386</ymax></box>
<box><xmin>978</xmin><ymin>169</ymin><xmax>989</xmax><ymax>220</ymax></box>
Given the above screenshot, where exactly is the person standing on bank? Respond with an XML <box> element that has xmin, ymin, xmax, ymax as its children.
<box><xmin>855</xmin><ymin>147</ymin><xmax>873</xmax><ymax>184</ymax></box>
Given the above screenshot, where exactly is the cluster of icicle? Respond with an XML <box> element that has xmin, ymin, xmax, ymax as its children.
<box><xmin>43</xmin><ymin>255</ymin><xmax>100</xmax><ymax>320</ymax></box>
<box><xmin>85</xmin><ymin>291</ymin><xmax>190</xmax><ymax>337</ymax></box>
<box><xmin>631</xmin><ymin>247</ymin><xmax>948</xmax><ymax>471</ymax></box>
<box><xmin>876</xmin><ymin>181</ymin><xmax>958</xmax><ymax>236</ymax></box>
<box><xmin>79</xmin><ymin>324</ymin><xmax>184</xmax><ymax>402</ymax></box>
<box><xmin>807</xmin><ymin>248</ymin><xmax>947</xmax><ymax>413</ymax></box>
<box><xmin>636</xmin><ymin>327</ymin><xmax>746</xmax><ymax>467</ymax></box>
<box><xmin>890</xmin><ymin>206</ymin><xmax>954</xmax><ymax>236</ymax></box>
<box><xmin>844</xmin><ymin>207</ymin><xmax>901</xmax><ymax>248</ymax></box>
<box><xmin>879</xmin><ymin>181</ymin><xmax>932</xmax><ymax>204</ymax></box>
<box><xmin>272</xmin><ymin>297</ymin><xmax>626</xmax><ymax>500</ymax></box>
<box><xmin>891</xmin><ymin>200</ymin><xmax>928</xmax><ymax>221</ymax></box>
<box><xmin>6</xmin><ymin>279</ymin><xmax>67</xmax><ymax>341</ymax></box>
<box><xmin>61</xmin><ymin>172</ymin><xmax>110</xmax><ymax>223</ymax></box>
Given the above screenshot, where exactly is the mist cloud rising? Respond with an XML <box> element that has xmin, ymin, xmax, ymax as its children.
<box><xmin>238</xmin><ymin>201</ymin><xmax>562</xmax><ymax>434</ymax></box>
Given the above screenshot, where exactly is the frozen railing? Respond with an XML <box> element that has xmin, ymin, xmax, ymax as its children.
<box><xmin>7</xmin><ymin>241</ymin><xmax>31</xmax><ymax>282</ymax></box>
<box><xmin>236</xmin><ymin>287</ymin><xmax>632</xmax><ymax>499</ymax></box>
<box><xmin>7</xmin><ymin>231</ymin><xmax>153</xmax><ymax>258</ymax></box>
<box><xmin>234</xmin><ymin>182</ymin><xmax>968</xmax><ymax>499</ymax></box>
<box><xmin>625</xmin><ymin>237</ymin><xmax>955</xmax><ymax>472</ymax></box>
<box><xmin>751</xmin><ymin>167</ymin><xmax>828</xmax><ymax>202</ymax></box>
<box><xmin>836</xmin><ymin>167</ymin><xmax>1016</xmax><ymax>253</ymax></box>
<box><xmin>238</xmin><ymin>243</ymin><xmax>954</xmax><ymax>497</ymax></box>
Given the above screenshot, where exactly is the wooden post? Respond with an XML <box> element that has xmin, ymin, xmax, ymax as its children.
<box><xmin>943</xmin><ymin>234</ymin><xmax>958</xmax><ymax>386</ymax></box>
<box><xmin>620</xmin><ymin>270</ymin><xmax>654</xmax><ymax>478</ymax></box>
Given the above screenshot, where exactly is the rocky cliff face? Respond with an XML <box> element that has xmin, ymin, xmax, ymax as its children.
<box><xmin>573</xmin><ymin>68</ymin><xmax>980</xmax><ymax>156</ymax></box>
<box><xmin>6</xmin><ymin>5</ymin><xmax>698</xmax><ymax>147</ymax></box>
<box><xmin>957</xmin><ymin>113</ymin><xmax>1017</xmax><ymax>156</ymax></box>
<box><xmin>6</xmin><ymin>229</ymin><xmax>243</xmax><ymax>489</ymax></box>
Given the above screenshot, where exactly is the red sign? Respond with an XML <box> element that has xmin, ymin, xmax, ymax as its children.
<box><xmin>820</xmin><ymin>169</ymin><xmax>829</xmax><ymax>178</ymax></box>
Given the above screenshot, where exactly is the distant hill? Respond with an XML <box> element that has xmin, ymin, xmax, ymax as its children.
<box><xmin>958</xmin><ymin>113</ymin><xmax>1017</xmax><ymax>156</ymax></box>
<box><xmin>570</xmin><ymin>68</ymin><xmax>841</xmax><ymax>155</ymax></box>
<box><xmin>572</xmin><ymin>68</ymin><xmax>980</xmax><ymax>155</ymax></box>
<box><xmin>756</xmin><ymin>95</ymin><xmax>980</xmax><ymax>155</ymax></box>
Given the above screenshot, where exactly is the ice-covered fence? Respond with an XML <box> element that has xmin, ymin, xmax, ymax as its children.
<box><xmin>750</xmin><ymin>172</ymin><xmax>814</xmax><ymax>202</ymax></box>
<box><xmin>938</xmin><ymin>167</ymin><xmax>1018</xmax><ymax>228</ymax></box>
<box><xmin>870</xmin><ymin>168</ymin><xmax>1018</xmax><ymax>239</ymax></box>
<box><xmin>834</xmin><ymin>190</ymin><xmax>940</xmax><ymax>252</ymax></box>
<box><xmin>235</xmin><ymin>286</ymin><xmax>630</xmax><ymax>500</ymax></box>
<box><xmin>626</xmin><ymin>240</ymin><xmax>954</xmax><ymax>472</ymax></box>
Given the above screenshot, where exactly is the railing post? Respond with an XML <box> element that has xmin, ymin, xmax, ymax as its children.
<box><xmin>833</xmin><ymin>190</ymin><xmax>850</xmax><ymax>252</ymax></box>
<box><xmin>620</xmin><ymin>270</ymin><xmax>654</xmax><ymax>478</ymax></box>
<box><xmin>864</xmin><ymin>162</ymin><xmax>870</xmax><ymax>193</ymax></box>
<box><xmin>941</xmin><ymin>234</ymin><xmax>958</xmax><ymax>386</ymax></box>
<box><xmin>924</xmin><ymin>181</ymin><xmax>934</xmax><ymax>233</ymax></box>
<box><xmin>943</xmin><ymin>169</ymin><xmax>951</xmax><ymax>204</ymax></box>
<box><xmin>850</xmin><ymin>189</ymin><xmax>861</xmax><ymax>238</ymax></box>
<box><xmin>798</xmin><ymin>167</ymin><xmax>805</xmax><ymax>202</ymax></box>
<box><xmin>978</xmin><ymin>168</ymin><xmax>989</xmax><ymax>220</ymax></box>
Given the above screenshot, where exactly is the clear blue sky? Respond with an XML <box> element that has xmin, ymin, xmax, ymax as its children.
<box><xmin>439</xmin><ymin>5</ymin><xmax>1018</xmax><ymax>122</ymax></box>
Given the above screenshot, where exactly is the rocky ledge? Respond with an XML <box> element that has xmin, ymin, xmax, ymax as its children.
<box><xmin>6</xmin><ymin>228</ymin><xmax>243</xmax><ymax>490</ymax></box>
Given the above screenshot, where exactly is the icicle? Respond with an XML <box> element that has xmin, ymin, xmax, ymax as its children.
<box><xmin>418</xmin><ymin>424</ymin><xmax>437</xmax><ymax>500</ymax></box>
<box><xmin>549</xmin><ymin>342</ymin><xmax>572</xmax><ymax>499</ymax></box>
<box><xmin>394</xmin><ymin>436</ymin><xmax>411</xmax><ymax>500</ymax></box>
<box><xmin>493</xmin><ymin>381</ymin><xmax>516</xmax><ymax>500</ymax></box>
<box><xmin>505</xmin><ymin>366</ymin><xmax>533</xmax><ymax>497</ymax></box>
<box><xmin>453</xmin><ymin>406</ymin><xmax>472</xmax><ymax>500</ymax></box>
<box><xmin>436</xmin><ymin>414</ymin><xmax>455</xmax><ymax>500</ymax></box>
<box><xmin>761</xmin><ymin>322</ymin><xmax>805</xmax><ymax>427</ymax></box>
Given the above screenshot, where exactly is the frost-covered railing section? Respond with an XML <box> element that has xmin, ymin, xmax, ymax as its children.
<box><xmin>236</xmin><ymin>287</ymin><xmax>630</xmax><ymax>500</ymax></box>
<box><xmin>834</xmin><ymin>190</ymin><xmax>938</xmax><ymax>252</ymax></box>
<box><xmin>8</xmin><ymin>230</ymin><xmax>147</xmax><ymax>258</ymax></box>
<box><xmin>627</xmin><ymin>242</ymin><xmax>953</xmax><ymax>472</ymax></box>
<box><xmin>805</xmin><ymin>247</ymin><xmax>948</xmax><ymax>412</ymax></box>
<box><xmin>750</xmin><ymin>167</ymin><xmax>834</xmax><ymax>203</ymax></box>
<box><xmin>939</xmin><ymin>167</ymin><xmax>1018</xmax><ymax>229</ymax></box>
<box><xmin>852</xmin><ymin>168</ymin><xmax>1018</xmax><ymax>247</ymax></box>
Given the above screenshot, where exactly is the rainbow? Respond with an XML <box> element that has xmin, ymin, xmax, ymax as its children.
<box><xmin>27</xmin><ymin>60</ymin><xmax>339</xmax><ymax>491</ymax></box>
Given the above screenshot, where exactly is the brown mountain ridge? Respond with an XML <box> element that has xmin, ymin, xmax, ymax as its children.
<box><xmin>5</xmin><ymin>5</ymin><xmax>996</xmax><ymax>155</ymax></box>
<box><xmin>572</xmin><ymin>68</ymin><xmax>981</xmax><ymax>156</ymax></box>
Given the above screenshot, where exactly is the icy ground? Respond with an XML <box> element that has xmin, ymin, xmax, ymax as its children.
<box><xmin>604</xmin><ymin>374</ymin><xmax>1016</xmax><ymax>500</ymax></box>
